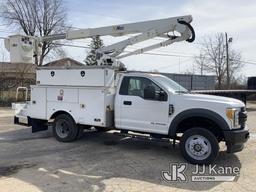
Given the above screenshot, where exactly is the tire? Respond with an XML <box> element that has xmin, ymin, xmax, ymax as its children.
<box><xmin>76</xmin><ymin>125</ymin><xmax>84</xmax><ymax>140</ymax></box>
<box><xmin>53</xmin><ymin>114</ymin><xmax>78</xmax><ymax>142</ymax></box>
<box><xmin>180</xmin><ymin>127</ymin><xmax>219</xmax><ymax>165</ymax></box>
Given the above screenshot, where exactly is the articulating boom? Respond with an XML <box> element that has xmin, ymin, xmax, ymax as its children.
<box><xmin>4</xmin><ymin>15</ymin><xmax>195</xmax><ymax>67</ymax></box>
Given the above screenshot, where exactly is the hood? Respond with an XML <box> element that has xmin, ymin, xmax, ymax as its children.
<box><xmin>175</xmin><ymin>93</ymin><xmax>245</xmax><ymax>108</ymax></box>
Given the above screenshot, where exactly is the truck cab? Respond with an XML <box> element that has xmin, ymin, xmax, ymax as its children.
<box><xmin>114</xmin><ymin>72</ymin><xmax>249</xmax><ymax>164</ymax></box>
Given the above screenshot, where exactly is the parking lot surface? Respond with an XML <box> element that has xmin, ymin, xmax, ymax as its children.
<box><xmin>0</xmin><ymin>103</ymin><xmax>255</xmax><ymax>192</ymax></box>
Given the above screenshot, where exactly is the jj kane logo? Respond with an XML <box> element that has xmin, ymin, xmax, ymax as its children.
<box><xmin>162</xmin><ymin>163</ymin><xmax>240</xmax><ymax>182</ymax></box>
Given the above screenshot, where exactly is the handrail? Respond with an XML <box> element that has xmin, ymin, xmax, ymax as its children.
<box><xmin>16</xmin><ymin>87</ymin><xmax>28</xmax><ymax>101</ymax></box>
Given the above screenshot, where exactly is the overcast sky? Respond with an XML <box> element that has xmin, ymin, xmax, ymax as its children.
<box><xmin>1</xmin><ymin>0</ymin><xmax>256</xmax><ymax>77</ymax></box>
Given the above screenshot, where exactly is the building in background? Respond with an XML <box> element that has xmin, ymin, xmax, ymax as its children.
<box><xmin>43</xmin><ymin>58</ymin><xmax>84</xmax><ymax>67</ymax></box>
<box><xmin>161</xmin><ymin>73</ymin><xmax>216</xmax><ymax>91</ymax></box>
<box><xmin>248</xmin><ymin>77</ymin><xmax>256</xmax><ymax>90</ymax></box>
<box><xmin>0</xmin><ymin>58</ymin><xmax>85</xmax><ymax>106</ymax></box>
<box><xmin>0</xmin><ymin>62</ymin><xmax>35</xmax><ymax>81</ymax></box>
<box><xmin>0</xmin><ymin>62</ymin><xmax>36</xmax><ymax>106</ymax></box>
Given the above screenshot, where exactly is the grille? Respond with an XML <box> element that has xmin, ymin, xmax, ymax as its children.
<box><xmin>239</xmin><ymin>107</ymin><xmax>247</xmax><ymax>128</ymax></box>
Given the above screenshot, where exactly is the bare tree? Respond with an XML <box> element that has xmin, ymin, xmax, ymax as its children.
<box><xmin>1</xmin><ymin>0</ymin><xmax>69</xmax><ymax>65</ymax></box>
<box><xmin>194</xmin><ymin>33</ymin><xmax>243</xmax><ymax>89</ymax></box>
<box><xmin>44</xmin><ymin>46</ymin><xmax>67</xmax><ymax>63</ymax></box>
<box><xmin>194</xmin><ymin>53</ymin><xmax>206</xmax><ymax>75</ymax></box>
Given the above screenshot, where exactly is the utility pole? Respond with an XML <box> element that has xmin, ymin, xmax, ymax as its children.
<box><xmin>225</xmin><ymin>32</ymin><xmax>230</xmax><ymax>88</ymax></box>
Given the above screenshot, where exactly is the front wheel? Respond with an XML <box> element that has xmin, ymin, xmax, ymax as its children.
<box><xmin>53</xmin><ymin>114</ymin><xmax>78</xmax><ymax>142</ymax></box>
<box><xmin>180</xmin><ymin>127</ymin><xmax>219</xmax><ymax>165</ymax></box>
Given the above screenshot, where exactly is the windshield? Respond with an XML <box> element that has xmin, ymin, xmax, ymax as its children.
<box><xmin>153</xmin><ymin>75</ymin><xmax>188</xmax><ymax>93</ymax></box>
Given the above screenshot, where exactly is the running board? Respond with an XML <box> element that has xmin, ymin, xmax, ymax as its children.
<box><xmin>113</xmin><ymin>131</ymin><xmax>181</xmax><ymax>145</ymax></box>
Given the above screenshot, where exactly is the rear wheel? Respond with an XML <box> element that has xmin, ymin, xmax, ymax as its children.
<box><xmin>180</xmin><ymin>127</ymin><xmax>219</xmax><ymax>165</ymax></box>
<box><xmin>53</xmin><ymin>114</ymin><xmax>78</xmax><ymax>142</ymax></box>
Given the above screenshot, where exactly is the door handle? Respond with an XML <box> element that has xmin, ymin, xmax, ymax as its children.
<box><xmin>123</xmin><ymin>101</ymin><xmax>132</xmax><ymax>105</ymax></box>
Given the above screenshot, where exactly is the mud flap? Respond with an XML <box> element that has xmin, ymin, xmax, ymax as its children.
<box><xmin>31</xmin><ymin>118</ymin><xmax>48</xmax><ymax>133</ymax></box>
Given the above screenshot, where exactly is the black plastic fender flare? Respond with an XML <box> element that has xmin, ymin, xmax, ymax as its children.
<box><xmin>168</xmin><ymin>108</ymin><xmax>230</xmax><ymax>138</ymax></box>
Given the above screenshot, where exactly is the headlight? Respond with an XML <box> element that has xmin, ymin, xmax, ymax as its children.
<box><xmin>226</xmin><ymin>108</ymin><xmax>240</xmax><ymax>129</ymax></box>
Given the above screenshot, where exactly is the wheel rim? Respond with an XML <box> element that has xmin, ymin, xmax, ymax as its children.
<box><xmin>185</xmin><ymin>134</ymin><xmax>212</xmax><ymax>161</ymax></box>
<box><xmin>56</xmin><ymin>119</ymin><xmax>70</xmax><ymax>138</ymax></box>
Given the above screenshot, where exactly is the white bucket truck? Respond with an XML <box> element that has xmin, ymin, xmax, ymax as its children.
<box><xmin>5</xmin><ymin>15</ymin><xmax>249</xmax><ymax>164</ymax></box>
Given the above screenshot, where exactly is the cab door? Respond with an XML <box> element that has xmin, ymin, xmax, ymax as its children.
<box><xmin>115</xmin><ymin>76</ymin><xmax>169</xmax><ymax>134</ymax></box>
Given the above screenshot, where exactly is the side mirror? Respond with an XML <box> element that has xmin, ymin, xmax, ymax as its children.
<box><xmin>158</xmin><ymin>90</ymin><xmax>168</xmax><ymax>101</ymax></box>
<box><xmin>144</xmin><ymin>85</ymin><xmax>156</xmax><ymax>100</ymax></box>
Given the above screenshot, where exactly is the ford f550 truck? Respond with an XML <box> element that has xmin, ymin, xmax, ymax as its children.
<box><xmin>13</xmin><ymin>67</ymin><xmax>249</xmax><ymax>164</ymax></box>
<box><xmin>5</xmin><ymin>15</ymin><xmax>249</xmax><ymax>164</ymax></box>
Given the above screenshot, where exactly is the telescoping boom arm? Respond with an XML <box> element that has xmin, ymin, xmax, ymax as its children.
<box><xmin>41</xmin><ymin>15</ymin><xmax>195</xmax><ymax>58</ymax></box>
<box><xmin>4</xmin><ymin>15</ymin><xmax>195</xmax><ymax>65</ymax></box>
